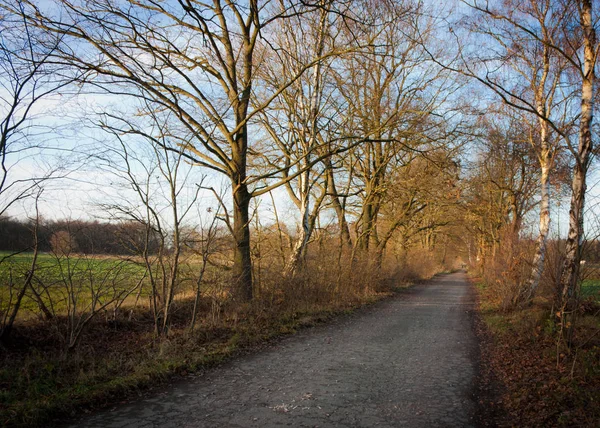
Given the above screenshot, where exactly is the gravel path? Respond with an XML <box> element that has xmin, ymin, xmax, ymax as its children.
<box><xmin>69</xmin><ymin>271</ymin><xmax>478</xmax><ymax>427</ymax></box>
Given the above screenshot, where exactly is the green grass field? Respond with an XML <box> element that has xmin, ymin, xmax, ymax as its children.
<box><xmin>581</xmin><ymin>263</ymin><xmax>600</xmax><ymax>301</ymax></box>
<box><xmin>0</xmin><ymin>250</ymin><xmax>219</xmax><ymax>321</ymax></box>
<box><xmin>581</xmin><ymin>279</ymin><xmax>600</xmax><ymax>300</ymax></box>
<box><xmin>0</xmin><ymin>251</ymin><xmax>150</xmax><ymax>318</ymax></box>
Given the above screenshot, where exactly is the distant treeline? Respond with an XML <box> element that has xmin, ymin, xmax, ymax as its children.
<box><xmin>0</xmin><ymin>217</ymin><xmax>161</xmax><ymax>255</ymax></box>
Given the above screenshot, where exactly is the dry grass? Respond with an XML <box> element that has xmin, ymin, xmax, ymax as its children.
<box><xmin>0</xmin><ymin>241</ymin><xmax>448</xmax><ymax>427</ymax></box>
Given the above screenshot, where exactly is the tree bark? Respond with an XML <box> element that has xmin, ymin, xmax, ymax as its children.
<box><xmin>281</xmin><ymin>4</ymin><xmax>330</xmax><ymax>277</ymax></box>
<box><xmin>560</xmin><ymin>0</ymin><xmax>596</xmax><ymax>310</ymax></box>
<box><xmin>357</xmin><ymin>180</ymin><xmax>380</xmax><ymax>252</ymax></box>
<box><xmin>523</xmin><ymin>150</ymin><xmax>552</xmax><ymax>303</ymax></box>
<box><xmin>324</xmin><ymin>159</ymin><xmax>352</xmax><ymax>249</ymax></box>
<box><xmin>162</xmin><ymin>169</ymin><xmax>181</xmax><ymax>334</ymax></box>
<box><xmin>285</xmin><ymin>184</ymin><xmax>311</xmax><ymax>277</ymax></box>
<box><xmin>357</xmin><ymin>199</ymin><xmax>374</xmax><ymax>251</ymax></box>
<box><xmin>284</xmin><ymin>173</ymin><xmax>329</xmax><ymax>277</ymax></box>
<box><xmin>232</xmin><ymin>176</ymin><xmax>253</xmax><ymax>301</ymax></box>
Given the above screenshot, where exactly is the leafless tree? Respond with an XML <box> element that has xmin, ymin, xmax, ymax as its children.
<box><xmin>8</xmin><ymin>0</ymin><xmax>363</xmax><ymax>301</ymax></box>
<box><xmin>95</xmin><ymin>107</ymin><xmax>203</xmax><ymax>336</ymax></box>
<box><xmin>461</xmin><ymin>109</ymin><xmax>541</xmax><ymax>272</ymax></box>
<box><xmin>255</xmin><ymin>0</ymin><xmax>341</xmax><ymax>276</ymax></box>
<box><xmin>0</xmin><ymin>0</ymin><xmax>76</xmax><ymax>215</ymax></box>
<box><xmin>559</xmin><ymin>0</ymin><xmax>598</xmax><ymax>333</ymax></box>
<box><xmin>330</xmin><ymin>0</ymin><xmax>464</xmax><ymax>264</ymax></box>
<box><xmin>0</xmin><ymin>1</ymin><xmax>78</xmax><ymax>342</ymax></box>
<box><xmin>446</xmin><ymin>0</ymin><xmax>577</xmax><ymax>303</ymax></box>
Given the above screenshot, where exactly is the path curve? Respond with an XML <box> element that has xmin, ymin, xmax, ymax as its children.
<box><xmin>68</xmin><ymin>271</ymin><xmax>478</xmax><ymax>427</ymax></box>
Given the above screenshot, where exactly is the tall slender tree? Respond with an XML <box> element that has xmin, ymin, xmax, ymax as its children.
<box><xmin>560</xmin><ymin>0</ymin><xmax>598</xmax><ymax>310</ymax></box>
<box><xmin>454</xmin><ymin>0</ymin><xmax>575</xmax><ymax>303</ymax></box>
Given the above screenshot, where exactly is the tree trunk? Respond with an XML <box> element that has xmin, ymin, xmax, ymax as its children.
<box><xmin>232</xmin><ymin>73</ymin><xmax>253</xmax><ymax>300</ymax></box>
<box><xmin>232</xmin><ymin>180</ymin><xmax>253</xmax><ymax>301</ymax></box>
<box><xmin>325</xmin><ymin>160</ymin><xmax>352</xmax><ymax>249</ymax></box>
<box><xmin>284</xmin><ymin>7</ymin><xmax>329</xmax><ymax>277</ymax></box>
<box><xmin>284</xmin><ymin>172</ymin><xmax>328</xmax><ymax>277</ymax></box>
<box><xmin>285</xmin><ymin>190</ymin><xmax>311</xmax><ymax>277</ymax></box>
<box><xmin>357</xmin><ymin>184</ymin><xmax>376</xmax><ymax>252</ymax></box>
<box><xmin>522</xmin><ymin>151</ymin><xmax>552</xmax><ymax>304</ymax></box>
<box><xmin>162</xmin><ymin>179</ymin><xmax>181</xmax><ymax>335</ymax></box>
<box><xmin>560</xmin><ymin>0</ymin><xmax>596</xmax><ymax>310</ymax></box>
<box><xmin>560</xmin><ymin>165</ymin><xmax>586</xmax><ymax>307</ymax></box>
<box><xmin>509</xmin><ymin>194</ymin><xmax>522</xmax><ymax>238</ymax></box>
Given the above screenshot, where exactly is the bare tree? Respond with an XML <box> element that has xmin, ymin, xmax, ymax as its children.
<box><xmin>332</xmin><ymin>0</ymin><xmax>463</xmax><ymax>262</ymax></box>
<box><xmin>559</xmin><ymin>0</ymin><xmax>598</xmax><ymax>316</ymax></box>
<box><xmin>0</xmin><ymin>0</ymin><xmax>75</xmax><ymax>215</ymax></box>
<box><xmin>448</xmin><ymin>0</ymin><xmax>576</xmax><ymax>302</ymax></box>
<box><xmin>0</xmin><ymin>0</ymin><xmax>76</xmax><ymax>342</ymax></box>
<box><xmin>255</xmin><ymin>0</ymin><xmax>339</xmax><ymax>276</ymax></box>
<box><xmin>9</xmin><ymin>0</ymin><xmax>361</xmax><ymax>301</ymax></box>
<box><xmin>462</xmin><ymin>109</ymin><xmax>540</xmax><ymax>271</ymax></box>
<box><xmin>457</xmin><ymin>0</ymin><xmax>598</xmax><ymax>308</ymax></box>
<box><xmin>187</xmin><ymin>204</ymin><xmax>221</xmax><ymax>332</ymax></box>
<box><xmin>95</xmin><ymin>108</ymin><xmax>203</xmax><ymax>336</ymax></box>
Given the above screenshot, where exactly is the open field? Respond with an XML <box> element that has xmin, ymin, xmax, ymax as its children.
<box><xmin>580</xmin><ymin>262</ymin><xmax>600</xmax><ymax>301</ymax></box>
<box><xmin>0</xmin><ymin>251</ymin><xmax>215</xmax><ymax>319</ymax></box>
<box><xmin>581</xmin><ymin>279</ymin><xmax>600</xmax><ymax>300</ymax></box>
<box><xmin>1</xmin><ymin>252</ymin><xmax>147</xmax><ymax>317</ymax></box>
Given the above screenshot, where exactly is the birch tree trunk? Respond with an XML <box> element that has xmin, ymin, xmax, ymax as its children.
<box><xmin>559</xmin><ymin>0</ymin><xmax>596</xmax><ymax>310</ymax></box>
<box><xmin>521</xmin><ymin>35</ymin><xmax>556</xmax><ymax>304</ymax></box>
<box><xmin>284</xmin><ymin>171</ymin><xmax>329</xmax><ymax>277</ymax></box>
<box><xmin>523</xmin><ymin>146</ymin><xmax>552</xmax><ymax>303</ymax></box>
<box><xmin>284</xmin><ymin>173</ymin><xmax>311</xmax><ymax>277</ymax></box>
<box><xmin>282</xmin><ymin>3</ymin><xmax>330</xmax><ymax>277</ymax></box>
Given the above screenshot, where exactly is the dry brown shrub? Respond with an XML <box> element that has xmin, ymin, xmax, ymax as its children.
<box><xmin>540</xmin><ymin>238</ymin><xmax>566</xmax><ymax>305</ymax></box>
<box><xmin>246</xmin><ymin>236</ymin><xmax>406</xmax><ymax>317</ymax></box>
<box><xmin>481</xmin><ymin>232</ymin><xmax>534</xmax><ymax>311</ymax></box>
<box><xmin>395</xmin><ymin>247</ymin><xmax>444</xmax><ymax>283</ymax></box>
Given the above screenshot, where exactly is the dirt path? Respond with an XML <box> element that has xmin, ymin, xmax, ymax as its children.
<box><xmin>68</xmin><ymin>271</ymin><xmax>479</xmax><ymax>427</ymax></box>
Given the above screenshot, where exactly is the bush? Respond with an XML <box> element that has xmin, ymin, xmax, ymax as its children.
<box><xmin>480</xmin><ymin>232</ymin><xmax>534</xmax><ymax>310</ymax></box>
<box><xmin>50</xmin><ymin>230</ymin><xmax>78</xmax><ymax>256</ymax></box>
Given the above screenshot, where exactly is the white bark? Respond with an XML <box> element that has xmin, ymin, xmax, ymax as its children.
<box><xmin>283</xmin><ymin>3</ymin><xmax>330</xmax><ymax>277</ymax></box>
<box><xmin>524</xmin><ymin>151</ymin><xmax>551</xmax><ymax>302</ymax></box>
<box><xmin>285</xmin><ymin>191</ymin><xmax>311</xmax><ymax>277</ymax></box>
<box><xmin>560</xmin><ymin>0</ymin><xmax>596</xmax><ymax>308</ymax></box>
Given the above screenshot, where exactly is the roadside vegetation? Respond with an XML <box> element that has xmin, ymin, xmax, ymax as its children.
<box><xmin>472</xmin><ymin>238</ymin><xmax>600</xmax><ymax>427</ymax></box>
<box><xmin>474</xmin><ymin>267</ymin><xmax>600</xmax><ymax>427</ymax></box>
<box><xmin>0</xmin><ymin>244</ymin><xmax>446</xmax><ymax>427</ymax></box>
<box><xmin>1</xmin><ymin>0</ymin><xmax>600</xmax><ymax>427</ymax></box>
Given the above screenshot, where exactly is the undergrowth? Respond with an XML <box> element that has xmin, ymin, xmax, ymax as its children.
<box><xmin>0</xmin><ymin>248</ymin><xmax>443</xmax><ymax>427</ymax></box>
<box><xmin>473</xmin><ymin>277</ymin><xmax>600</xmax><ymax>427</ymax></box>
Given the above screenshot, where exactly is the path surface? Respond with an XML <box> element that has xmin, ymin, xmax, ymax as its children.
<box><xmin>68</xmin><ymin>271</ymin><xmax>478</xmax><ymax>427</ymax></box>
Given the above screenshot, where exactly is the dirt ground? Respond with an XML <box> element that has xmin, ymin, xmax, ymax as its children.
<box><xmin>65</xmin><ymin>272</ymin><xmax>479</xmax><ymax>428</ymax></box>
